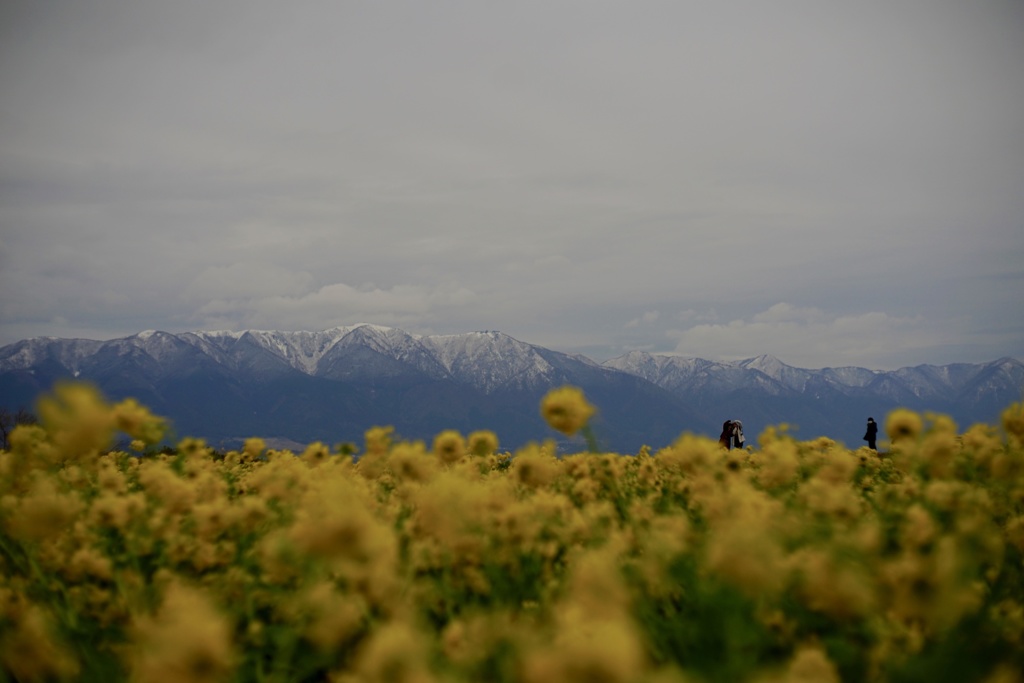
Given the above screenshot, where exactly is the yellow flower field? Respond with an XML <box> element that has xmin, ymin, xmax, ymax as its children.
<box><xmin>1</xmin><ymin>383</ymin><xmax>1023</xmax><ymax>682</ymax></box>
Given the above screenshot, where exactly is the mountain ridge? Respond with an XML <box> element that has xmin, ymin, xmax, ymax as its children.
<box><xmin>1</xmin><ymin>325</ymin><xmax>1021</xmax><ymax>452</ymax></box>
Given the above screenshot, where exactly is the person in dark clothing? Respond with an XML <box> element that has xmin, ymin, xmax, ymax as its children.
<box><xmin>864</xmin><ymin>417</ymin><xmax>878</xmax><ymax>450</ymax></box>
<box><xmin>719</xmin><ymin>420</ymin><xmax>734</xmax><ymax>449</ymax></box>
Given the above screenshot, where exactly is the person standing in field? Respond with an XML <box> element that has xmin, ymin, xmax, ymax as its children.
<box><xmin>864</xmin><ymin>417</ymin><xmax>878</xmax><ymax>450</ymax></box>
<box><xmin>731</xmin><ymin>420</ymin><xmax>745</xmax><ymax>449</ymax></box>
<box><xmin>719</xmin><ymin>420</ymin><xmax>734</xmax><ymax>449</ymax></box>
<box><xmin>719</xmin><ymin>419</ymin><xmax>745</xmax><ymax>449</ymax></box>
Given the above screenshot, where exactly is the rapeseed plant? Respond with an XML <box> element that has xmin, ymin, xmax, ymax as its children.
<box><xmin>126</xmin><ymin>581</ymin><xmax>235</xmax><ymax>683</ymax></box>
<box><xmin>887</xmin><ymin>408</ymin><xmax>924</xmax><ymax>443</ymax></box>
<box><xmin>433</xmin><ymin>429</ymin><xmax>467</xmax><ymax>465</ymax></box>
<box><xmin>2</xmin><ymin>382</ymin><xmax>1023</xmax><ymax>682</ymax></box>
<box><xmin>540</xmin><ymin>385</ymin><xmax>595</xmax><ymax>441</ymax></box>
<box><xmin>467</xmin><ymin>429</ymin><xmax>500</xmax><ymax>457</ymax></box>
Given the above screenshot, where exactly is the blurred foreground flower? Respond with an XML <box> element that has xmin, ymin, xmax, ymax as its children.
<box><xmin>128</xmin><ymin>582</ymin><xmax>235</xmax><ymax>683</ymax></box>
<box><xmin>1003</xmin><ymin>402</ymin><xmax>1024</xmax><ymax>443</ymax></box>
<box><xmin>886</xmin><ymin>408</ymin><xmax>923</xmax><ymax>443</ymax></box>
<box><xmin>540</xmin><ymin>386</ymin><xmax>595</xmax><ymax>437</ymax></box>
<box><xmin>433</xmin><ymin>429</ymin><xmax>466</xmax><ymax>465</ymax></box>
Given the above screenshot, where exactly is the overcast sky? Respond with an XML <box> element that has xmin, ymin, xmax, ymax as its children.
<box><xmin>1</xmin><ymin>1</ymin><xmax>1022</xmax><ymax>370</ymax></box>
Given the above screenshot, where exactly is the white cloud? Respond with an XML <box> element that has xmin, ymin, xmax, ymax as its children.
<box><xmin>668</xmin><ymin>303</ymin><xmax>930</xmax><ymax>369</ymax></box>
<box><xmin>626</xmin><ymin>310</ymin><xmax>660</xmax><ymax>328</ymax></box>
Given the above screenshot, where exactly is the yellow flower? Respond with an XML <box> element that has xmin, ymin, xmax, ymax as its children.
<box><xmin>89</xmin><ymin>492</ymin><xmax>143</xmax><ymax>530</ymax></box>
<box><xmin>301</xmin><ymin>441</ymin><xmax>331</xmax><ymax>467</ymax></box>
<box><xmin>177</xmin><ymin>437</ymin><xmax>211</xmax><ymax>460</ymax></box>
<box><xmin>815</xmin><ymin>449</ymin><xmax>859</xmax><ymax>484</ymax></box>
<box><xmin>704</xmin><ymin>520</ymin><xmax>787</xmax><ymax>598</ymax></box>
<box><xmin>900</xmin><ymin>504</ymin><xmax>937</xmax><ymax>550</ymax></box>
<box><xmin>138</xmin><ymin>460</ymin><xmax>197</xmax><ymax>514</ymax></box>
<box><xmin>512</xmin><ymin>444</ymin><xmax>559</xmax><ymax>488</ymax></box>
<box><xmin>756</xmin><ymin>439</ymin><xmax>800</xmax><ymax>489</ymax></box>
<box><xmin>364</xmin><ymin>425</ymin><xmax>394</xmax><ymax>457</ymax></box>
<box><xmin>433</xmin><ymin>430</ymin><xmax>466</xmax><ymax>465</ymax></box>
<box><xmin>920</xmin><ymin>430</ymin><xmax>957</xmax><ymax>478</ymax></box>
<box><xmin>390</xmin><ymin>441</ymin><xmax>437</xmax><ymax>483</ymax></box>
<box><xmin>242</xmin><ymin>437</ymin><xmax>266</xmax><ymax>461</ymax></box>
<box><xmin>36</xmin><ymin>382</ymin><xmax>116</xmax><ymax>463</ymax></box>
<box><xmin>782</xmin><ymin>645</ymin><xmax>841</xmax><ymax>683</ymax></box>
<box><xmin>299</xmin><ymin>582</ymin><xmax>367</xmax><ymax>652</ymax></box>
<box><xmin>467</xmin><ymin>430</ymin><xmax>500</xmax><ymax>456</ymax></box>
<box><xmin>0</xmin><ymin>603</ymin><xmax>79</xmax><ymax>681</ymax></box>
<box><xmin>192</xmin><ymin>499</ymin><xmax>236</xmax><ymax>541</ymax></box>
<box><xmin>961</xmin><ymin>424</ymin><xmax>1003</xmax><ymax>471</ymax></box>
<box><xmin>886</xmin><ymin>408</ymin><xmax>923</xmax><ymax>443</ymax></box>
<box><xmin>127</xmin><ymin>581</ymin><xmax>235</xmax><ymax>683</ymax></box>
<box><xmin>5</xmin><ymin>477</ymin><xmax>82</xmax><ymax>542</ymax></box>
<box><xmin>287</xmin><ymin>478</ymin><xmax>394</xmax><ymax>566</ymax></box>
<box><xmin>352</xmin><ymin>621</ymin><xmax>434</xmax><ymax>683</ymax></box>
<box><xmin>540</xmin><ymin>386</ymin><xmax>595</xmax><ymax>436</ymax></box>
<box><xmin>793</xmin><ymin>549</ymin><xmax>876</xmax><ymax>620</ymax></box>
<box><xmin>97</xmin><ymin>459</ymin><xmax>127</xmax><ymax>493</ymax></box>
<box><xmin>65</xmin><ymin>546</ymin><xmax>114</xmax><ymax>582</ymax></box>
<box><xmin>1006</xmin><ymin>516</ymin><xmax>1024</xmax><ymax>553</ymax></box>
<box><xmin>1002</xmin><ymin>402</ymin><xmax>1024</xmax><ymax>443</ymax></box>
<box><xmin>112</xmin><ymin>397</ymin><xmax>166</xmax><ymax>445</ymax></box>
<box><xmin>524</xmin><ymin>611</ymin><xmax>647</xmax><ymax>683</ymax></box>
<box><xmin>800</xmin><ymin>477</ymin><xmax>862</xmax><ymax>521</ymax></box>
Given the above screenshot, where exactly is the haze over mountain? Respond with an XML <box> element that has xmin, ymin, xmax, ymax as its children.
<box><xmin>1</xmin><ymin>325</ymin><xmax>1021</xmax><ymax>452</ymax></box>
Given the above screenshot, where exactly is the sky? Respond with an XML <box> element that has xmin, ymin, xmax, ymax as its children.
<box><xmin>1</xmin><ymin>0</ymin><xmax>1022</xmax><ymax>370</ymax></box>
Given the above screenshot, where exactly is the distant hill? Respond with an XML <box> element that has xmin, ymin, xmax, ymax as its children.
<box><xmin>1</xmin><ymin>325</ymin><xmax>1021</xmax><ymax>452</ymax></box>
<box><xmin>604</xmin><ymin>350</ymin><xmax>1023</xmax><ymax>448</ymax></box>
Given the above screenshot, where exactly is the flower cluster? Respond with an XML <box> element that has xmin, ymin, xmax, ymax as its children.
<box><xmin>540</xmin><ymin>386</ymin><xmax>595</xmax><ymax>437</ymax></box>
<box><xmin>1</xmin><ymin>384</ymin><xmax>1023</xmax><ymax>682</ymax></box>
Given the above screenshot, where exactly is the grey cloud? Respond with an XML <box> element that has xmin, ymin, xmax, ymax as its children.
<box><xmin>194</xmin><ymin>280</ymin><xmax>479</xmax><ymax>332</ymax></box>
<box><xmin>1</xmin><ymin>0</ymin><xmax>1022</xmax><ymax>367</ymax></box>
<box><xmin>668</xmin><ymin>305</ymin><xmax>934</xmax><ymax>370</ymax></box>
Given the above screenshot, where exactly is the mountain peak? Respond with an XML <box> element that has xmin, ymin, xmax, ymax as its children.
<box><xmin>417</xmin><ymin>330</ymin><xmax>556</xmax><ymax>392</ymax></box>
<box><xmin>739</xmin><ymin>353</ymin><xmax>786</xmax><ymax>369</ymax></box>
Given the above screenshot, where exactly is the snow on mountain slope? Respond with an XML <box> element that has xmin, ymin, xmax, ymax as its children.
<box><xmin>0</xmin><ymin>337</ymin><xmax>104</xmax><ymax>374</ymax></box>
<box><xmin>600</xmin><ymin>350</ymin><xmax>682</xmax><ymax>384</ymax></box>
<box><xmin>419</xmin><ymin>331</ymin><xmax>557</xmax><ymax>392</ymax></box>
<box><xmin>3</xmin><ymin>328</ymin><xmax>1020</xmax><ymax>409</ymax></box>
<box><xmin>819</xmin><ymin>366</ymin><xmax>879</xmax><ymax>388</ymax></box>
<box><xmin>739</xmin><ymin>354</ymin><xmax>815</xmax><ymax>392</ymax></box>
<box><xmin>190</xmin><ymin>327</ymin><xmax>354</xmax><ymax>375</ymax></box>
<box><xmin>604</xmin><ymin>351</ymin><xmax>790</xmax><ymax>395</ymax></box>
<box><xmin>317</xmin><ymin>325</ymin><xmax>450</xmax><ymax>380</ymax></box>
<box><xmin>602</xmin><ymin>351</ymin><xmax>718</xmax><ymax>385</ymax></box>
<box><xmin>113</xmin><ymin>330</ymin><xmax>200</xmax><ymax>365</ymax></box>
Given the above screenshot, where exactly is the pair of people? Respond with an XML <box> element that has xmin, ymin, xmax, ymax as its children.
<box><xmin>719</xmin><ymin>419</ymin><xmax>745</xmax><ymax>450</ymax></box>
<box><xmin>719</xmin><ymin>417</ymin><xmax>877</xmax><ymax>451</ymax></box>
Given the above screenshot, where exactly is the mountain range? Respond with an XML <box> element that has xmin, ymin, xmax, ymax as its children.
<box><xmin>1</xmin><ymin>324</ymin><xmax>1021</xmax><ymax>453</ymax></box>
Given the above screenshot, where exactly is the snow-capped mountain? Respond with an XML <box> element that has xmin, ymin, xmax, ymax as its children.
<box><xmin>1</xmin><ymin>326</ymin><xmax>1021</xmax><ymax>451</ymax></box>
<box><xmin>0</xmin><ymin>325</ymin><xmax>703</xmax><ymax>451</ymax></box>
<box><xmin>602</xmin><ymin>349</ymin><xmax>1023</xmax><ymax>444</ymax></box>
<box><xmin>602</xmin><ymin>351</ymin><xmax>792</xmax><ymax>397</ymax></box>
